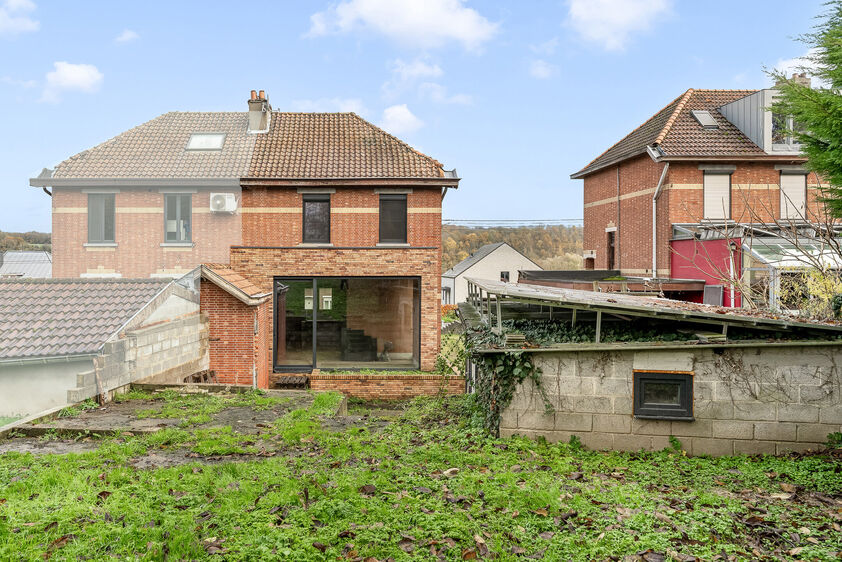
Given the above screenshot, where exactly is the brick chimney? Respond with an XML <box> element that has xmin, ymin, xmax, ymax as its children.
<box><xmin>792</xmin><ymin>72</ymin><xmax>812</xmax><ymax>88</ymax></box>
<box><xmin>248</xmin><ymin>89</ymin><xmax>271</xmax><ymax>133</ymax></box>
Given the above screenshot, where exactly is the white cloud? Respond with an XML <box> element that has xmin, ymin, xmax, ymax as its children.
<box><xmin>529</xmin><ymin>59</ymin><xmax>557</xmax><ymax>79</ymax></box>
<box><xmin>530</xmin><ymin>37</ymin><xmax>559</xmax><ymax>56</ymax></box>
<box><xmin>391</xmin><ymin>57</ymin><xmax>442</xmax><ymax>82</ymax></box>
<box><xmin>307</xmin><ymin>0</ymin><xmax>498</xmax><ymax>52</ymax></box>
<box><xmin>0</xmin><ymin>0</ymin><xmax>39</xmax><ymax>37</ymax></box>
<box><xmin>419</xmin><ymin>82</ymin><xmax>472</xmax><ymax>104</ymax></box>
<box><xmin>567</xmin><ymin>0</ymin><xmax>671</xmax><ymax>51</ymax></box>
<box><xmin>1</xmin><ymin>75</ymin><xmax>35</xmax><ymax>88</ymax></box>
<box><xmin>382</xmin><ymin>56</ymin><xmax>471</xmax><ymax>104</ymax></box>
<box><xmin>291</xmin><ymin>97</ymin><xmax>369</xmax><ymax>115</ymax></box>
<box><xmin>114</xmin><ymin>29</ymin><xmax>139</xmax><ymax>43</ymax></box>
<box><xmin>380</xmin><ymin>104</ymin><xmax>423</xmax><ymax>134</ymax></box>
<box><xmin>40</xmin><ymin>61</ymin><xmax>104</xmax><ymax>103</ymax></box>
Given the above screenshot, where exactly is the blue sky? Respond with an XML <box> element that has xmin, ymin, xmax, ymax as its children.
<box><xmin>0</xmin><ymin>0</ymin><xmax>826</xmax><ymax>232</ymax></box>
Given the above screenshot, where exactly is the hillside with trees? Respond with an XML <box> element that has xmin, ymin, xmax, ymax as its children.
<box><xmin>442</xmin><ymin>224</ymin><xmax>582</xmax><ymax>272</ymax></box>
<box><xmin>0</xmin><ymin>231</ymin><xmax>51</xmax><ymax>252</ymax></box>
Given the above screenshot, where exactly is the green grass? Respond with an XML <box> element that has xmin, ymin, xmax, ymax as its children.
<box><xmin>131</xmin><ymin>389</ymin><xmax>292</xmax><ymax>427</ymax></box>
<box><xmin>1</xmin><ymin>395</ymin><xmax>840</xmax><ymax>560</ymax></box>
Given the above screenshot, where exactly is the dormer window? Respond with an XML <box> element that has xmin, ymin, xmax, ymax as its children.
<box><xmin>186</xmin><ymin>133</ymin><xmax>225</xmax><ymax>151</ymax></box>
<box><xmin>771</xmin><ymin>113</ymin><xmax>803</xmax><ymax>148</ymax></box>
<box><xmin>691</xmin><ymin>110</ymin><xmax>719</xmax><ymax>130</ymax></box>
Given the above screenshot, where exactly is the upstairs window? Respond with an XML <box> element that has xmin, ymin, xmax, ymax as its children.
<box><xmin>703</xmin><ymin>172</ymin><xmax>731</xmax><ymax>220</ymax></box>
<box><xmin>500</xmin><ymin>271</ymin><xmax>510</xmax><ymax>282</ymax></box>
<box><xmin>379</xmin><ymin>194</ymin><xmax>407</xmax><ymax>244</ymax></box>
<box><xmin>771</xmin><ymin>114</ymin><xmax>804</xmax><ymax>149</ymax></box>
<box><xmin>164</xmin><ymin>194</ymin><xmax>192</xmax><ymax>243</ymax></box>
<box><xmin>780</xmin><ymin>173</ymin><xmax>807</xmax><ymax>220</ymax></box>
<box><xmin>303</xmin><ymin>194</ymin><xmax>330</xmax><ymax>244</ymax></box>
<box><xmin>88</xmin><ymin>193</ymin><xmax>115</xmax><ymax>243</ymax></box>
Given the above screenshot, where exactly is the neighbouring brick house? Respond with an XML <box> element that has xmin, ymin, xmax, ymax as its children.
<box><xmin>571</xmin><ymin>76</ymin><xmax>822</xmax><ymax>307</ymax></box>
<box><xmin>31</xmin><ymin>91</ymin><xmax>460</xmax><ymax>387</ymax></box>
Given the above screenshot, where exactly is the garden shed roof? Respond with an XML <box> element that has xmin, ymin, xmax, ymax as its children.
<box><xmin>464</xmin><ymin>277</ymin><xmax>842</xmax><ymax>336</ymax></box>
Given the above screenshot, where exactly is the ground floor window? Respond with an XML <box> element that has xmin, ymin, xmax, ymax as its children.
<box><xmin>273</xmin><ymin>277</ymin><xmax>420</xmax><ymax>371</ymax></box>
<box><xmin>633</xmin><ymin>371</ymin><xmax>694</xmax><ymax>420</ymax></box>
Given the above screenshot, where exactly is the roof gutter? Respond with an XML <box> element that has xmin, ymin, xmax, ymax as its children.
<box><xmin>0</xmin><ymin>353</ymin><xmax>97</xmax><ymax>366</ymax></box>
<box><xmin>30</xmin><ymin>177</ymin><xmax>241</xmax><ymax>188</ymax></box>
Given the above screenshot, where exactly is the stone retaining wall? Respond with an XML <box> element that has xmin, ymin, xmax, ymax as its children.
<box><xmin>501</xmin><ymin>344</ymin><xmax>842</xmax><ymax>456</ymax></box>
<box><xmin>309</xmin><ymin>372</ymin><xmax>464</xmax><ymax>400</ymax></box>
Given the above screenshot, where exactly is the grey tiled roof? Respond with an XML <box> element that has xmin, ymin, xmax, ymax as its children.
<box><xmin>45</xmin><ymin>111</ymin><xmax>448</xmax><ymax>181</ymax></box>
<box><xmin>0</xmin><ymin>251</ymin><xmax>51</xmax><ymax>278</ymax></box>
<box><xmin>51</xmin><ymin>113</ymin><xmax>256</xmax><ymax>179</ymax></box>
<box><xmin>572</xmin><ymin>89</ymin><xmax>765</xmax><ymax>178</ymax></box>
<box><xmin>443</xmin><ymin>242</ymin><xmax>507</xmax><ymax>278</ymax></box>
<box><xmin>0</xmin><ymin>279</ymin><xmax>169</xmax><ymax>359</ymax></box>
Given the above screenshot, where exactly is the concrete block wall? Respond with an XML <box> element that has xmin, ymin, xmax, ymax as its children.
<box><xmin>66</xmin><ymin>313</ymin><xmax>209</xmax><ymax>402</ymax></box>
<box><xmin>500</xmin><ymin>345</ymin><xmax>842</xmax><ymax>456</ymax></box>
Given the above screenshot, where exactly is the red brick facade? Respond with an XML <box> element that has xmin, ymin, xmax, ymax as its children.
<box><xmin>582</xmin><ymin>157</ymin><xmax>823</xmax><ymax>278</ymax></box>
<box><xmin>52</xmin><ymin>188</ymin><xmax>240</xmax><ymax>278</ymax></box>
<box><xmin>200</xmin><ymin>280</ymin><xmax>270</xmax><ymax>388</ymax></box>
<box><xmin>309</xmin><ymin>372</ymin><xmax>464</xmax><ymax>400</ymax></box>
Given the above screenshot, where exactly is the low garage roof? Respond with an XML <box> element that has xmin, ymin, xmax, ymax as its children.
<box><xmin>0</xmin><ymin>278</ymin><xmax>171</xmax><ymax>360</ymax></box>
<box><xmin>465</xmin><ymin>277</ymin><xmax>842</xmax><ymax>335</ymax></box>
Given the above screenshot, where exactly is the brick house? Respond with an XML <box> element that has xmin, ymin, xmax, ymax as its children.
<box><xmin>31</xmin><ymin>91</ymin><xmax>459</xmax><ymax>385</ymax></box>
<box><xmin>571</xmin><ymin>77</ymin><xmax>820</xmax><ymax>307</ymax></box>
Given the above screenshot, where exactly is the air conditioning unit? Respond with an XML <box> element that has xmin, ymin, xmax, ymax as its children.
<box><xmin>209</xmin><ymin>193</ymin><xmax>237</xmax><ymax>213</ymax></box>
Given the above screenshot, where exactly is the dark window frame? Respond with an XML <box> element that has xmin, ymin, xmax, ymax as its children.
<box><xmin>500</xmin><ymin>271</ymin><xmax>510</xmax><ymax>282</ymax></box>
<box><xmin>87</xmin><ymin>193</ymin><xmax>115</xmax><ymax>243</ymax></box>
<box><xmin>379</xmin><ymin>194</ymin><xmax>407</xmax><ymax>244</ymax></box>
<box><xmin>164</xmin><ymin>193</ymin><xmax>192</xmax><ymax>243</ymax></box>
<box><xmin>272</xmin><ymin>275</ymin><xmax>421</xmax><ymax>372</ymax></box>
<box><xmin>606</xmin><ymin>231</ymin><xmax>616</xmax><ymax>270</ymax></box>
<box><xmin>633</xmin><ymin>370</ymin><xmax>694</xmax><ymax>421</ymax></box>
<box><xmin>302</xmin><ymin>194</ymin><xmax>331</xmax><ymax>244</ymax></box>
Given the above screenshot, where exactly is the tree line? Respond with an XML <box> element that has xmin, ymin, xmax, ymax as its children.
<box><xmin>0</xmin><ymin>231</ymin><xmax>51</xmax><ymax>252</ymax></box>
<box><xmin>442</xmin><ymin>224</ymin><xmax>583</xmax><ymax>272</ymax></box>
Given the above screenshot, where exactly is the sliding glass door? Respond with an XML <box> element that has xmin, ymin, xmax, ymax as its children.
<box><xmin>273</xmin><ymin>277</ymin><xmax>420</xmax><ymax>372</ymax></box>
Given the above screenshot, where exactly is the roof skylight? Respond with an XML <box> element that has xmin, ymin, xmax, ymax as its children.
<box><xmin>691</xmin><ymin>110</ymin><xmax>719</xmax><ymax>130</ymax></box>
<box><xmin>186</xmin><ymin>133</ymin><xmax>226</xmax><ymax>151</ymax></box>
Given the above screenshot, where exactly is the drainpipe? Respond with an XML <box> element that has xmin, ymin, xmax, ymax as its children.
<box><xmin>651</xmin><ymin>163</ymin><xmax>670</xmax><ymax>279</ymax></box>
<box><xmin>616</xmin><ymin>166</ymin><xmax>620</xmax><ymax>271</ymax></box>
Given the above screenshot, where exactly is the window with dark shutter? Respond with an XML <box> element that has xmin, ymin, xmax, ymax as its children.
<box><xmin>633</xmin><ymin>371</ymin><xmax>694</xmax><ymax>420</ymax></box>
<box><xmin>88</xmin><ymin>193</ymin><xmax>115</xmax><ymax>243</ymax></box>
<box><xmin>164</xmin><ymin>194</ymin><xmax>192</xmax><ymax>243</ymax></box>
<box><xmin>303</xmin><ymin>194</ymin><xmax>331</xmax><ymax>244</ymax></box>
<box><xmin>379</xmin><ymin>194</ymin><xmax>407</xmax><ymax>244</ymax></box>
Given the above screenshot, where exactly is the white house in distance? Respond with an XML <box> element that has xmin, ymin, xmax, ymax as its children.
<box><xmin>442</xmin><ymin>242</ymin><xmax>541</xmax><ymax>305</ymax></box>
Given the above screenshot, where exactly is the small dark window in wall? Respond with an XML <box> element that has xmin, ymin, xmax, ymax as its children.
<box><xmin>633</xmin><ymin>371</ymin><xmax>694</xmax><ymax>420</ymax></box>
<box><xmin>584</xmin><ymin>257</ymin><xmax>595</xmax><ymax>270</ymax></box>
<box><xmin>500</xmin><ymin>271</ymin><xmax>510</xmax><ymax>282</ymax></box>
<box><xmin>88</xmin><ymin>193</ymin><xmax>115</xmax><ymax>243</ymax></box>
<box><xmin>303</xmin><ymin>194</ymin><xmax>330</xmax><ymax>244</ymax></box>
<box><xmin>379</xmin><ymin>194</ymin><xmax>407</xmax><ymax>243</ymax></box>
<box><xmin>607</xmin><ymin>231</ymin><xmax>616</xmax><ymax>270</ymax></box>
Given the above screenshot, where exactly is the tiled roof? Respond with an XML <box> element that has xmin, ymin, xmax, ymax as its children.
<box><xmin>51</xmin><ymin>113</ymin><xmax>256</xmax><ymax>179</ymax></box>
<box><xmin>248</xmin><ymin>112</ymin><xmax>445</xmax><ymax>178</ymax></box>
<box><xmin>0</xmin><ymin>279</ymin><xmax>169</xmax><ymax>359</ymax></box>
<box><xmin>572</xmin><ymin>89</ymin><xmax>765</xmax><ymax>178</ymax></box>
<box><xmin>201</xmin><ymin>264</ymin><xmax>270</xmax><ymax>305</ymax></box>
<box><xmin>45</xmin><ymin>111</ymin><xmax>447</xmax><ymax>181</ymax></box>
<box><xmin>0</xmin><ymin>251</ymin><xmax>51</xmax><ymax>278</ymax></box>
